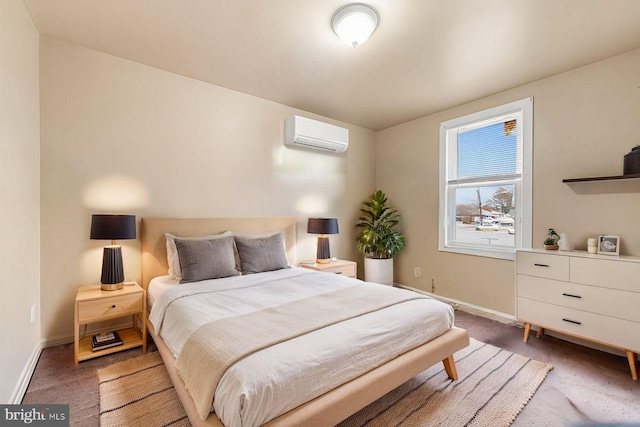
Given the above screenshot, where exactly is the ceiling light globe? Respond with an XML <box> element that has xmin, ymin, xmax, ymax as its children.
<box><xmin>332</xmin><ymin>3</ymin><xmax>379</xmax><ymax>47</ymax></box>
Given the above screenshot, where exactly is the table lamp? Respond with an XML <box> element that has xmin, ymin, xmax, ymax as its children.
<box><xmin>90</xmin><ymin>214</ymin><xmax>136</xmax><ymax>290</ymax></box>
<box><xmin>307</xmin><ymin>218</ymin><xmax>339</xmax><ymax>264</ymax></box>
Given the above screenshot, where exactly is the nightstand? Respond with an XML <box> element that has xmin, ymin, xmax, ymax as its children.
<box><xmin>74</xmin><ymin>283</ymin><xmax>147</xmax><ymax>364</ymax></box>
<box><xmin>300</xmin><ymin>259</ymin><xmax>357</xmax><ymax>278</ymax></box>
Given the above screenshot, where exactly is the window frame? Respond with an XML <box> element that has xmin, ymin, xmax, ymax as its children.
<box><xmin>438</xmin><ymin>98</ymin><xmax>533</xmax><ymax>260</ymax></box>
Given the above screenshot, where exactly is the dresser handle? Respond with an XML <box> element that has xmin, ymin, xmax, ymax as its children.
<box><xmin>533</xmin><ymin>263</ymin><xmax>549</xmax><ymax>268</ymax></box>
<box><xmin>111</xmin><ymin>305</ymin><xmax>116</xmax><ymax>308</ymax></box>
<box><xmin>562</xmin><ymin>293</ymin><xmax>582</xmax><ymax>299</ymax></box>
<box><xmin>562</xmin><ymin>318</ymin><xmax>581</xmax><ymax>325</ymax></box>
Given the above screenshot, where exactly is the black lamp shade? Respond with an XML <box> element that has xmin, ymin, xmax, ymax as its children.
<box><xmin>90</xmin><ymin>214</ymin><xmax>136</xmax><ymax>290</ymax></box>
<box><xmin>307</xmin><ymin>218</ymin><xmax>339</xmax><ymax>264</ymax></box>
<box><xmin>90</xmin><ymin>214</ymin><xmax>136</xmax><ymax>241</ymax></box>
<box><xmin>307</xmin><ymin>218</ymin><xmax>339</xmax><ymax>235</ymax></box>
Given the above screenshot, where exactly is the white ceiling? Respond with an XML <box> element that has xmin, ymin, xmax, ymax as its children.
<box><xmin>23</xmin><ymin>0</ymin><xmax>640</xmax><ymax>131</ymax></box>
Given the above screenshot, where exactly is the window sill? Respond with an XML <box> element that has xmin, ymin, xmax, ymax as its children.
<box><xmin>438</xmin><ymin>245</ymin><xmax>516</xmax><ymax>260</ymax></box>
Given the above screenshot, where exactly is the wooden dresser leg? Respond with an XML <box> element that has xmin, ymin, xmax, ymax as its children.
<box><xmin>536</xmin><ymin>327</ymin><xmax>544</xmax><ymax>338</ymax></box>
<box><xmin>523</xmin><ymin>322</ymin><xmax>531</xmax><ymax>343</ymax></box>
<box><xmin>442</xmin><ymin>355</ymin><xmax>459</xmax><ymax>381</ymax></box>
<box><xmin>626</xmin><ymin>351</ymin><xmax>638</xmax><ymax>380</ymax></box>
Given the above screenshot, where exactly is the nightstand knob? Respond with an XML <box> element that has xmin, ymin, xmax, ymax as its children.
<box><xmin>111</xmin><ymin>305</ymin><xmax>116</xmax><ymax>308</ymax></box>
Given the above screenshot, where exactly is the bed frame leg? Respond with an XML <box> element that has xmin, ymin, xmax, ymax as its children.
<box><xmin>442</xmin><ymin>355</ymin><xmax>458</xmax><ymax>380</ymax></box>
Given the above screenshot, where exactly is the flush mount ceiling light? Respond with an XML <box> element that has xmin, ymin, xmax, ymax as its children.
<box><xmin>331</xmin><ymin>3</ymin><xmax>379</xmax><ymax>47</ymax></box>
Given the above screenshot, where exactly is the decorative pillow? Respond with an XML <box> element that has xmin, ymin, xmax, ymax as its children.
<box><xmin>231</xmin><ymin>232</ymin><xmax>282</xmax><ymax>271</ymax></box>
<box><xmin>165</xmin><ymin>231</ymin><xmax>232</xmax><ymax>280</ymax></box>
<box><xmin>234</xmin><ymin>233</ymin><xmax>289</xmax><ymax>274</ymax></box>
<box><xmin>174</xmin><ymin>236</ymin><xmax>239</xmax><ymax>283</ymax></box>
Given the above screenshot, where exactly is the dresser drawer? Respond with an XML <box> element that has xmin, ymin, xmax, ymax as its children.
<box><xmin>77</xmin><ymin>292</ymin><xmax>143</xmax><ymax>323</ymax></box>
<box><xmin>517</xmin><ymin>274</ymin><xmax>640</xmax><ymax>322</ymax></box>
<box><xmin>517</xmin><ymin>297</ymin><xmax>640</xmax><ymax>351</ymax></box>
<box><xmin>570</xmin><ymin>257</ymin><xmax>640</xmax><ymax>293</ymax></box>
<box><xmin>516</xmin><ymin>251</ymin><xmax>569</xmax><ymax>281</ymax></box>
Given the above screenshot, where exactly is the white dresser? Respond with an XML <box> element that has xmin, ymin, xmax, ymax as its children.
<box><xmin>516</xmin><ymin>249</ymin><xmax>640</xmax><ymax>380</ymax></box>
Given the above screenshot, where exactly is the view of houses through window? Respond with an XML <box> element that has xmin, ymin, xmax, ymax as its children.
<box><xmin>454</xmin><ymin>184</ymin><xmax>515</xmax><ymax>247</ymax></box>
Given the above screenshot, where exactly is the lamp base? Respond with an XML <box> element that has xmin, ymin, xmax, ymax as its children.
<box><xmin>101</xmin><ymin>282</ymin><xmax>124</xmax><ymax>291</ymax></box>
<box><xmin>101</xmin><ymin>246</ymin><xmax>125</xmax><ymax>291</ymax></box>
<box><xmin>316</xmin><ymin>235</ymin><xmax>331</xmax><ymax>264</ymax></box>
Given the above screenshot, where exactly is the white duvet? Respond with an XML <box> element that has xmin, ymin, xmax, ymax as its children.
<box><xmin>149</xmin><ymin>267</ymin><xmax>454</xmax><ymax>427</ymax></box>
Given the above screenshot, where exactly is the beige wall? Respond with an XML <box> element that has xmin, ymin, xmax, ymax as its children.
<box><xmin>377</xmin><ymin>49</ymin><xmax>640</xmax><ymax>315</ymax></box>
<box><xmin>0</xmin><ymin>0</ymin><xmax>40</xmax><ymax>403</ymax></box>
<box><xmin>39</xmin><ymin>37</ymin><xmax>376</xmax><ymax>341</ymax></box>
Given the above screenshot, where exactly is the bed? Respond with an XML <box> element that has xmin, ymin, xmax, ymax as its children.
<box><xmin>141</xmin><ymin>217</ymin><xmax>469</xmax><ymax>427</ymax></box>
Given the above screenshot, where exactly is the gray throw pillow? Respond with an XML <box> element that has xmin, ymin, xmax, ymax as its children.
<box><xmin>175</xmin><ymin>236</ymin><xmax>239</xmax><ymax>283</ymax></box>
<box><xmin>234</xmin><ymin>233</ymin><xmax>289</xmax><ymax>274</ymax></box>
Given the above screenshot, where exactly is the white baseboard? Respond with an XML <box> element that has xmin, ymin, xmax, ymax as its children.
<box><xmin>43</xmin><ymin>319</ymin><xmax>134</xmax><ymax>349</ymax></box>
<box><xmin>10</xmin><ymin>339</ymin><xmax>44</xmax><ymax>404</ymax></box>
<box><xmin>42</xmin><ymin>334</ymin><xmax>74</xmax><ymax>348</ymax></box>
<box><xmin>396</xmin><ymin>283</ymin><xmax>518</xmax><ymax>325</ymax></box>
<box><xmin>13</xmin><ymin>320</ymin><xmax>136</xmax><ymax>403</ymax></box>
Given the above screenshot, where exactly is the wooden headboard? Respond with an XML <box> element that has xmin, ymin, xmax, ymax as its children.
<box><xmin>140</xmin><ymin>217</ymin><xmax>297</xmax><ymax>289</ymax></box>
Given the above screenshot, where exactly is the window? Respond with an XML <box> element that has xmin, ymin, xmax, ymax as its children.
<box><xmin>439</xmin><ymin>98</ymin><xmax>532</xmax><ymax>260</ymax></box>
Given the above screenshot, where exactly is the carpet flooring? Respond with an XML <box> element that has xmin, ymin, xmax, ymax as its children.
<box><xmin>22</xmin><ymin>309</ymin><xmax>640</xmax><ymax>426</ymax></box>
<box><xmin>96</xmin><ymin>339</ymin><xmax>552</xmax><ymax>427</ymax></box>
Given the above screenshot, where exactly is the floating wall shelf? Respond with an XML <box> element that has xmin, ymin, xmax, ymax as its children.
<box><xmin>563</xmin><ymin>174</ymin><xmax>640</xmax><ymax>194</ymax></box>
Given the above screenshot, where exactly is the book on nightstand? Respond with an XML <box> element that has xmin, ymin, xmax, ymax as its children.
<box><xmin>91</xmin><ymin>331</ymin><xmax>123</xmax><ymax>351</ymax></box>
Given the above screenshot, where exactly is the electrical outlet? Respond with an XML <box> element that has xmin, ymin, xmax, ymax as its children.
<box><xmin>30</xmin><ymin>304</ymin><xmax>36</xmax><ymax>323</ymax></box>
<box><xmin>414</xmin><ymin>267</ymin><xmax>421</xmax><ymax>277</ymax></box>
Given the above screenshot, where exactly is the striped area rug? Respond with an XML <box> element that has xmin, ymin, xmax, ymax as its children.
<box><xmin>98</xmin><ymin>339</ymin><xmax>552</xmax><ymax>427</ymax></box>
<box><xmin>98</xmin><ymin>351</ymin><xmax>190</xmax><ymax>427</ymax></box>
<box><xmin>339</xmin><ymin>338</ymin><xmax>553</xmax><ymax>427</ymax></box>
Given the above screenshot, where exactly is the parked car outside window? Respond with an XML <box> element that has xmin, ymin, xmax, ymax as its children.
<box><xmin>476</xmin><ymin>223</ymin><xmax>500</xmax><ymax>231</ymax></box>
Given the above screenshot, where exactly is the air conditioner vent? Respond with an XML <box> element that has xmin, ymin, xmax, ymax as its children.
<box><xmin>284</xmin><ymin>115</ymin><xmax>349</xmax><ymax>153</ymax></box>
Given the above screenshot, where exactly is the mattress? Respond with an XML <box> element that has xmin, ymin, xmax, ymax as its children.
<box><xmin>148</xmin><ymin>274</ymin><xmax>179</xmax><ymax>307</ymax></box>
<box><xmin>148</xmin><ymin>267</ymin><xmax>454</xmax><ymax>427</ymax></box>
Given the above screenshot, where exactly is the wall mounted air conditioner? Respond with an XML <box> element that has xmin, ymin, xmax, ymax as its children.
<box><xmin>284</xmin><ymin>115</ymin><xmax>349</xmax><ymax>153</ymax></box>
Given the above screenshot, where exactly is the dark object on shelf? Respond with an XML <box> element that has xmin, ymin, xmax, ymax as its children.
<box><xmin>624</xmin><ymin>146</ymin><xmax>640</xmax><ymax>175</ymax></box>
<box><xmin>91</xmin><ymin>331</ymin><xmax>123</xmax><ymax>351</ymax></box>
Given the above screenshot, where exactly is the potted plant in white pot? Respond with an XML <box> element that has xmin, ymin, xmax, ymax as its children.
<box><xmin>356</xmin><ymin>190</ymin><xmax>406</xmax><ymax>285</ymax></box>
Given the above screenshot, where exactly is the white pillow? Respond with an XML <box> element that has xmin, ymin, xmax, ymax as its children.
<box><xmin>165</xmin><ymin>231</ymin><xmax>233</xmax><ymax>280</ymax></box>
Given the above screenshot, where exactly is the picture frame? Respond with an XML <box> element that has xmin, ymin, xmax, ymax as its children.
<box><xmin>597</xmin><ymin>234</ymin><xmax>620</xmax><ymax>256</ymax></box>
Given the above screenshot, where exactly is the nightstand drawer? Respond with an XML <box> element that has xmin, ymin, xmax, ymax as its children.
<box><xmin>299</xmin><ymin>260</ymin><xmax>357</xmax><ymax>278</ymax></box>
<box><xmin>78</xmin><ymin>293</ymin><xmax>143</xmax><ymax>323</ymax></box>
<box><xmin>322</xmin><ymin>263</ymin><xmax>356</xmax><ymax>277</ymax></box>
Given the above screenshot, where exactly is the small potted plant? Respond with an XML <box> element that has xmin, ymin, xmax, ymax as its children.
<box><xmin>544</xmin><ymin>228</ymin><xmax>560</xmax><ymax>250</ymax></box>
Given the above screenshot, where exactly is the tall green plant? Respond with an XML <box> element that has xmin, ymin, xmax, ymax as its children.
<box><xmin>356</xmin><ymin>190</ymin><xmax>406</xmax><ymax>259</ymax></box>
